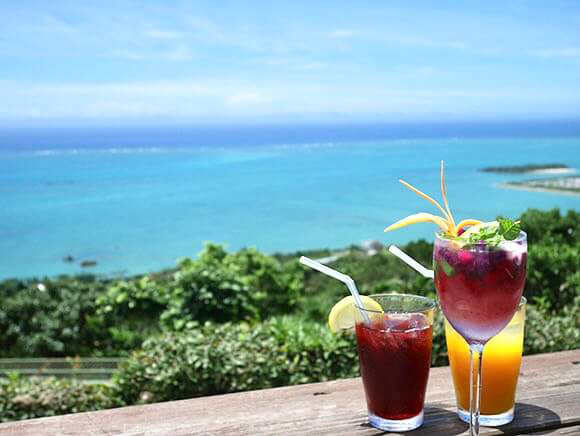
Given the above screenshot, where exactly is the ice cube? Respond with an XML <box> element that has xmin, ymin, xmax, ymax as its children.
<box><xmin>500</xmin><ymin>241</ymin><xmax>526</xmax><ymax>265</ymax></box>
<box><xmin>387</xmin><ymin>314</ymin><xmax>410</xmax><ymax>332</ymax></box>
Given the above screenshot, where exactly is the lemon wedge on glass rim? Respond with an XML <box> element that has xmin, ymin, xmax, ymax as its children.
<box><xmin>328</xmin><ymin>295</ymin><xmax>383</xmax><ymax>333</ymax></box>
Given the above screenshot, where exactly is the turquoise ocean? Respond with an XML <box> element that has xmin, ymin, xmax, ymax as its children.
<box><xmin>1</xmin><ymin>122</ymin><xmax>579</xmax><ymax>280</ymax></box>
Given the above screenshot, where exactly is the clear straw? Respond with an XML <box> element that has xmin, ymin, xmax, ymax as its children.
<box><xmin>388</xmin><ymin>245</ymin><xmax>434</xmax><ymax>279</ymax></box>
<box><xmin>299</xmin><ymin>256</ymin><xmax>371</xmax><ymax>324</ymax></box>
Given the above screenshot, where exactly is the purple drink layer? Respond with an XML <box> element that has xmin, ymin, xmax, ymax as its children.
<box><xmin>355</xmin><ymin>314</ymin><xmax>432</xmax><ymax>420</ymax></box>
<box><xmin>434</xmin><ymin>238</ymin><xmax>527</xmax><ymax>344</ymax></box>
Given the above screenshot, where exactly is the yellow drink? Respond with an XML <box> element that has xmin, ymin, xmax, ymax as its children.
<box><xmin>444</xmin><ymin>299</ymin><xmax>525</xmax><ymax>418</ymax></box>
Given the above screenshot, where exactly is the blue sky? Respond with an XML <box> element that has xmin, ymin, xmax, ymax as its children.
<box><xmin>1</xmin><ymin>0</ymin><xmax>580</xmax><ymax>125</ymax></box>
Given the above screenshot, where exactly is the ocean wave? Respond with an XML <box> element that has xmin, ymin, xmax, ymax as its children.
<box><xmin>29</xmin><ymin>147</ymin><xmax>173</xmax><ymax>156</ymax></box>
<box><xmin>271</xmin><ymin>142</ymin><xmax>337</xmax><ymax>150</ymax></box>
<box><xmin>1</xmin><ymin>142</ymin><xmax>344</xmax><ymax>157</ymax></box>
<box><xmin>0</xmin><ymin>146</ymin><xmax>208</xmax><ymax>157</ymax></box>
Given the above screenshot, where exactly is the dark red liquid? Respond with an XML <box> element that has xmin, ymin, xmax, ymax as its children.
<box><xmin>434</xmin><ymin>240</ymin><xmax>527</xmax><ymax>344</ymax></box>
<box><xmin>355</xmin><ymin>315</ymin><xmax>432</xmax><ymax>420</ymax></box>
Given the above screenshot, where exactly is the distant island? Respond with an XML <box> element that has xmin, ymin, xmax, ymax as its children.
<box><xmin>480</xmin><ymin>163</ymin><xmax>570</xmax><ymax>174</ymax></box>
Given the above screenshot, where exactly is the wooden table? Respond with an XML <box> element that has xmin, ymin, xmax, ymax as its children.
<box><xmin>1</xmin><ymin>350</ymin><xmax>578</xmax><ymax>435</ymax></box>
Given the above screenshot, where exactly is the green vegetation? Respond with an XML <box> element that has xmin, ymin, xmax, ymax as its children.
<box><xmin>115</xmin><ymin>317</ymin><xmax>359</xmax><ymax>405</ymax></box>
<box><xmin>0</xmin><ymin>208</ymin><xmax>578</xmax><ymax>423</ymax></box>
<box><xmin>0</xmin><ymin>373</ymin><xmax>122</xmax><ymax>422</ymax></box>
<box><xmin>480</xmin><ymin>163</ymin><xmax>569</xmax><ymax>173</ymax></box>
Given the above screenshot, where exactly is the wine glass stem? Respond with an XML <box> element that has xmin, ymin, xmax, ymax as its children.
<box><xmin>469</xmin><ymin>343</ymin><xmax>484</xmax><ymax>436</ymax></box>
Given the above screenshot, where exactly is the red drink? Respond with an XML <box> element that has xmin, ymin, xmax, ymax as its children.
<box><xmin>355</xmin><ymin>313</ymin><xmax>433</xmax><ymax>422</ymax></box>
<box><xmin>434</xmin><ymin>236</ymin><xmax>527</xmax><ymax>344</ymax></box>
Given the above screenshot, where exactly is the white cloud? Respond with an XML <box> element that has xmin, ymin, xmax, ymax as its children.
<box><xmin>145</xmin><ymin>30</ymin><xmax>183</xmax><ymax>40</ymax></box>
<box><xmin>531</xmin><ymin>48</ymin><xmax>580</xmax><ymax>58</ymax></box>
<box><xmin>226</xmin><ymin>91</ymin><xmax>270</xmax><ymax>107</ymax></box>
<box><xmin>19</xmin><ymin>81</ymin><xmax>215</xmax><ymax>97</ymax></box>
<box><xmin>25</xmin><ymin>14</ymin><xmax>79</xmax><ymax>36</ymax></box>
<box><xmin>111</xmin><ymin>45</ymin><xmax>194</xmax><ymax>62</ymax></box>
<box><xmin>165</xmin><ymin>45</ymin><xmax>194</xmax><ymax>61</ymax></box>
<box><xmin>325</xmin><ymin>29</ymin><xmax>468</xmax><ymax>50</ymax></box>
<box><xmin>0</xmin><ymin>78</ymin><xmax>578</xmax><ymax>122</ymax></box>
<box><xmin>328</xmin><ymin>30</ymin><xmax>358</xmax><ymax>39</ymax></box>
<box><xmin>84</xmin><ymin>100</ymin><xmax>171</xmax><ymax>117</ymax></box>
<box><xmin>387</xmin><ymin>35</ymin><xmax>468</xmax><ymax>50</ymax></box>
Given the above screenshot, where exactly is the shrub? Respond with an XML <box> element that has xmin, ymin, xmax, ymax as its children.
<box><xmin>96</xmin><ymin>276</ymin><xmax>167</xmax><ymax>350</ymax></box>
<box><xmin>519</xmin><ymin>208</ymin><xmax>579</xmax><ymax>245</ymax></box>
<box><xmin>524</xmin><ymin>296</ymin><xmax>580</xmax><ymax>354</ymax></box>
<box><xmin>115</xmin><ymin>317</ymin><xmax>358</xmax><ymax>405</ymax></box>
<box><xmin>0</xmin><ymin>277</ymin><xmax>108</xmax><ymax>357</ymax></box>
<box><xmin>161</xmin><ymin>244</ymin><xmax>303</xmax><ymax>329</ymax></box>
<box><xmin>525</xmin><ymin>243</ymin><xmax>580</xmax><ymax>310</ymax></box>
<box><xmin>0</xmin><ymin>374</ymin><xmax>123</xmax><ymax>423</ymax></box>
<box><xmin>115</xmin><ymin>313</ymin><xmax>451</xmax><ymax>406</ymax></box>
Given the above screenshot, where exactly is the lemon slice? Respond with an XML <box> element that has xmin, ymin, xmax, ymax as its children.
<box><xmin>328</xmin><ymin>295</ymin><xmax>383</xmax><ymax>333</ymax></box>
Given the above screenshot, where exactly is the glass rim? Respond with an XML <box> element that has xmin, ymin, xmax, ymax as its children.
<box><xmin>434</xmin><ymin>229</ymin><xmax>527</xmax><ymax>244</ymax></box>
<box><xmin>355</xmin><ymin>292</ymin><xmax>436</xmax><ymax>314</ymax></box>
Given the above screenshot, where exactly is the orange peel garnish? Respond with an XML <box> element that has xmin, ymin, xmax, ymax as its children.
<box><xmin>384</xmin><ymin>212</ymin><xmax>451</xmax><ymax>233</ymax></box>
<box><xmin>455</xmin><ymin>219</ymin><xmax>483</xmax><ymax>233</ymax></box>
<box><xmin>440</xmin><ymin>161</ymin><xmax>455</xmax><ymax>230</ymax></box>
<box><xmin>384</xmin><ymin>161</ymin><xmax>481</xmax><ymax>237</ymax></box>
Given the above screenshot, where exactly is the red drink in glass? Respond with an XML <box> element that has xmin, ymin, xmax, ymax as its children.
<box><xmin>353</xmin><ymin>294</ymin><xmax>434</xmax><ymax>431</ymax></box>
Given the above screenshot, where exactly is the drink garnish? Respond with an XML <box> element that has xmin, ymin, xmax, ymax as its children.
<box><xmin>384</xmin><ymin>161</ymin><xmax>481</xmax><ymax>237</ymax></box>
<box><xmin>461</xmin><ymin>218</ymin><xmax>521</xmax><ymax>245</ymax></box>
<box><xmin>328</xmin><ymin>295</ymin><xmax>383</xmax><ymax>332</ymax></box>
<box><xmin>384</xmin><ymin>161</ymin><xmax>520</xmax><ymax>244</ymax></box>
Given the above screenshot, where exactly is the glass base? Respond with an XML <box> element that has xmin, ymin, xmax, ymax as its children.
<box><xmin>368</xmin><ymin>410</ymin><xmax>423</xmax><ymax>432</ymax></box>
<box><xmin>457</xmin><ymin>406</ymin><xmax>514</xmax><ymax>427</ymax></box>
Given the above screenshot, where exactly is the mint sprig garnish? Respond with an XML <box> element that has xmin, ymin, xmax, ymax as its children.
<box><xmin>498</xmin><ymin>218</ymin><xmax>521</xmax><ymax>240</ymax></box>
<box><xmin>462</xmin><ymin>218</ymin><xmax>521</xmax><ymax>245</ymax></box>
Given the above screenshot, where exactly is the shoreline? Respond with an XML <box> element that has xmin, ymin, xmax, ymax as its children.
<box><xmin>497</xmin><ymin>182</ymin><xmax>580</xmax><ymax>197</ymax></box>
<box><xmin>529</xmin><ymin>168</ymin><xmax>576</xmax><ymax>175</ymax></box>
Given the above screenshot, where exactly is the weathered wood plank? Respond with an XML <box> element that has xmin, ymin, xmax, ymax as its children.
<box><xmin>530</xmin><ymin>425</ymin><xmax>580</xmax><ymax>435</ymax></box>
<box><xmin>0</xmin><ymin>350</ymin><xmax>578</xmax><ymax>436</ymax></box>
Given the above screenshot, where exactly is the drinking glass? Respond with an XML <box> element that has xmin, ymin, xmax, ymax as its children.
<box><xmin>434</xmin><ymin>232</ymin><xmax>527</xmax><ymax>435</ymax></box>
<box><xmin>354</xmin><ymin>293</ymin><xmax>435</xmax><ymax>432</ymax></box>
<box><xmin>445</xmin><ymin>297</ymin><xmax>526</xmax><ymax>426</ymax></box>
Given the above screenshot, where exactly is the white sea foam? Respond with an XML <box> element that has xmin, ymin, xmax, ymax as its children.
<box><xmin>27</xmin><ymin>147</ymin><xmax>181</xmax><ymax>156</ymax></box>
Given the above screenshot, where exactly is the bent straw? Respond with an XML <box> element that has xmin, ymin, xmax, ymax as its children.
<box><xmin>299</xmin><ymin>256</ymin><xmax>371</xmax><ymax>324</ymax></box>
<box><xmin>388</xmin><ymin>245</ymin><xmax>434</xmax><ymax>279</ymax></box>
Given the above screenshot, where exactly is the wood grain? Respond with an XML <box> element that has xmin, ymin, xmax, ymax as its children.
<box><xmin>0</xmin><ymin>350</ymin><xmax>578</xmax><ymax>436</ymax></box>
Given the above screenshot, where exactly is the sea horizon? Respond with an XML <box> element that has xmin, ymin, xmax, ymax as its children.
<box><xmin>2</xmin><ymin>118</ymin><xmax>580</xmax><ymax>152</ymax></box>
<box><xmin>1</xmin><ymin>120</ymin><xmax>580</xmax><ymax>280</ymax></box>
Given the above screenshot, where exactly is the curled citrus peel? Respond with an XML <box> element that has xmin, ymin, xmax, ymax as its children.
<box><xmin>384</xmin><ymin>161</ymin><xmax>482</xmax><ymax>237</ymax></box>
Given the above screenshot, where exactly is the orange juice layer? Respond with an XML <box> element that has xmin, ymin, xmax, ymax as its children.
<box><xmin>445</xmin><ymin>309</ymin><xmax>524</xmax><ymax>415</ymax></box>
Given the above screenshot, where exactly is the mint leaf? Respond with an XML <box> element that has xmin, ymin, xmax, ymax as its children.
<box><xmin>460</xmin><ymin>218</ymin><xmax>521</xmax><ymax>246</ymax></box>
<box><xmin>498</xmin><ymin>218</ymin><xmax>521</xmax><ymax>240</ymax></box>
<box><xmin>441</xmin><ymin>259</ymin><xmax>454</xmax><ymax>276</ymax></box>
<box><xmin>466</xmin><ymin>224</ymin><xmax>498</xmax><ymax>245</ymax></box>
